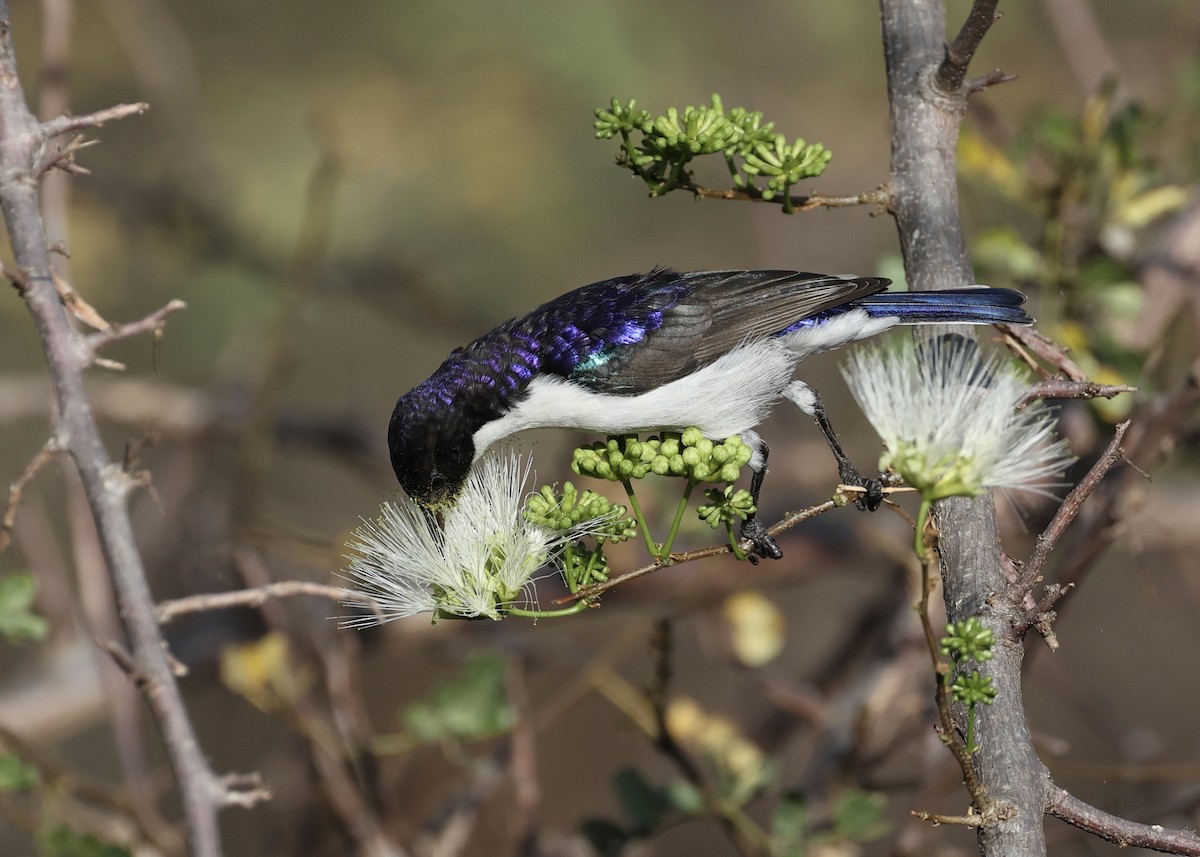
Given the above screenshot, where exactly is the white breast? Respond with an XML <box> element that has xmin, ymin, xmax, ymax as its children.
<box><xmin>472</xmin><ymin>339</ymin><xmax>797</xmax><ymax>459</ymax></box>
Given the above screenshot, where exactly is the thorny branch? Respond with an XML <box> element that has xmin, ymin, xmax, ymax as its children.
<box><xmin>1019</xmin><ymin>380</ymin><xmax>1137</xmax><ymax>408</ymax></box>
<box><xmin>87</xmin><ymin>298</ymin><xmax>187</xmax><ymax>356</ymax></box>
<box><xmin>999</xmin><ymin>324</ymin><xmax>1087</xmax><ymax>380</ymax></box>
<box><xmin>0</xmin><ymin>438</ymin><xmax>60</xmax><ymax>553</ymax></box>
<box><xmin>0</xmin><ymin>6</ymin><xmax>253</xmax><ymax>856</ymax></box>
<box><xmin>1016</xmin><ymin>421</ymin><xmax>1130</xmax><ymax>598</ymax></box>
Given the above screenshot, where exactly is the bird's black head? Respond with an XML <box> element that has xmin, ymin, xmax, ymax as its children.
<box><xmin>388</xmin><ymin>390</ymin><xmax>475</xmax><ymax>511</ymax></box>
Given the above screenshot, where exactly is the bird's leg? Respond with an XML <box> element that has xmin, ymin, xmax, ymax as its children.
<box><xmin>740</xmin><ymin>441</ymin><xmax>783</xmax><ymax>563</ymax></box>
<box><xmin>785</xmin><ymin>381</ymin><xmax>883</xmax><ymax>511</ymax></box>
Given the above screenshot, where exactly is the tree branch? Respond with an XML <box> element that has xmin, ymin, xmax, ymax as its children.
<box><xmin>40</xmin><ymin>101</ymin><xmax>149</xmax><ymax>138</ymax></box>
<box><xmin>938</xmin><ymin>0</ymin><xmax>1002</xmax><ymax>94</ymax></box>
<box><xmin>0</xmin><ymin>437</ymin><xmax>60</xmax><ymax>553</ymax></box>
<box><xmin>681</xmin><ymin>180</ymin><xmax>892</xmax><ymax>213</ymax></box>
<box><xmin>1016</xmin><ymin>420</ymin><xmax>1130</xmax><ymax>595</ymax></box>
<box><xmin>563</xmin><ymin>495</ymin><xmax>852</xmax><ymax>602</ymax></box>
<box><xmin>1020</xmin><ymin>380</ymin><xmax>1136</xmax><ymax>408</ymax></box>
<box><xmin>880</xmin><ymin>1</ymin><xmax>1048</xmax><ymax>853</ymax></box>
<box><xmin>1047</xmin><ymin>785</ymin><xmax>1200</xmax><ymax>856</ymax></box>
<box><xmin>0</xmin><ymin>7</ymin><xmax>233</xmax><ymax>856</ymax></box>
<box><xmin>999</xmin><ymin>324</ymin><xmax>1087</xmax><ymax>380</ymax></box>
<box><xmin>86</xmin><ymin>298</ymin><xmax>187</xmax><ymax>354</ymax></box>
<box><xmin>156</xmin><ymin>581</ymin><xmax>378</xmax><ymax>625</ymax></box>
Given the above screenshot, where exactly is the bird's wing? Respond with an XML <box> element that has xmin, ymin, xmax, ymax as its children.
<box><xmin>563</xmin><ymin>270</ymin><xmax>889</xmax><ymax>395</ymax></box>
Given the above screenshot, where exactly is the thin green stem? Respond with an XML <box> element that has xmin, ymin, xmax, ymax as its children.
<box><xmin>965</xmin><ymin>702</ymin><xmax>978</xmax><ymax>754</ymax></box>
<box><xmin>661</xmin><ymin>156</ymin><xmax>689</xmax><ymax>195</ymax></box>
<box><xmin>622</xmin><ymin>478</ymin><xmax>660</xmax><ymax>560</ymax></box>
<box><xmin>914</xmin><ymin>498</ymin><xmax>932</xmax><ymax>560</ymax></box>
<box><xmin>661</xmin><ymin>481</ymin><xmax>695</xmax><ymax>557</ymax></box>
<box><xmin>723</xmin><ymin>152</ymin><xmax>744</xmax><ymax>187</ymax></box>
<box><xmin>726</xmin><ymin>522</ymin><xmax>747</xmax><ymax>562</ymax></box>
<box><xmin>563</xmin><ymin>542</ymin><xmax>578</xmax><ymax>593</ymax></box>
<box><xmin>507</xmin><ymin>599</ymin><xmax>593</xmax><ymax>619</ymax></box>
<box><xmin>582</xmin><ymin>547</ymin><xmax>600</xmax><ymax>588</ymax></box>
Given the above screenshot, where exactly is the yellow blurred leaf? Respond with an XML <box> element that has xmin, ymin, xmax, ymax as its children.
<box><xmin>1113</xmin><ymin>183</ymin><xmax>1189</xmax><ymax>230</ymax></box>
<box><xmin>959</xmin><ymin>131</ymin><xmax>1024</xmax><ymax>199</ymax></box>
<box><xmin>723</xmin><ymin>590</ymin><xmax>785</xmax><ymax>667</ymax></box>
<box><xmin>220</xmin><ymin>631</ymin><xmax>309</xmax><ymax>713</ymax></box>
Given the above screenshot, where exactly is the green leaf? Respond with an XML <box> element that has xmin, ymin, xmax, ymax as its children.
<box><xmin>0</xmin><ymin>573</ymin><xmax>49</xmax><ymax>644</ymax></box>
<box><xmin>580</xmin><ymin>819</ymin><xmax>631</xmax><ymax>857</ymax></box>
<box><xmin>833</xmin><ymin>790</ymin><xmax>888</xmax><ymax>841</ymax></box>
<box><xmin>0</xmin><ymin>753</ymin><xmax>38</xmax><ymax>791</ymax></box>
<box><xmin>41</xmin><ymin>826</ymin><xmax>132</xmax><ymax>857</ymax></box>
<box><xmin>972</xmin><ymin>226</ymin><xmax>1045</xmax><ymax>282</ymax></box>
<box><xmin>770</xmin><ymin>791</ymin><xmax>808</xmax><ymax>849</ymax></box>
<box><xmin>664</xmin><ymin>779</ymin><xmax>704</xmax><ymax>815</ymax></box>
<box><xmin>612</xmin><ymin>767</ymin><xmax>672</xmax><ymax>833</ymax></box>
<box><xmin>403</xmin><ymin>654</ymin><xmax>514</xmax><ymax>744</ymax></box>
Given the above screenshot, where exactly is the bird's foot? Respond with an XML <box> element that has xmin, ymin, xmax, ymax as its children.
<box><xmin>840</xmin><ymin>465</ymin><xmax>884</xmax><ymax>511</ymax></box>
<box><xmin>740</xmin><ymin>517</ymin><xmax>782</xmax><ymax>564</ymax></box>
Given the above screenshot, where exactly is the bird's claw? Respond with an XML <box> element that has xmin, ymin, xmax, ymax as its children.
<box><xmin>740</xmin><ymin>517</ymin><xmax>782</xmax><ymax>563</ymax></box>
<box><xmin>840</xmin><ymin>466</ymin><xmax>884</xmax><ymax>511</ymax></box>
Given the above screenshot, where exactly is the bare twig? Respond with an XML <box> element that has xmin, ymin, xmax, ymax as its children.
<box><xmin>40</xmin><ymin>100</ymin><xmax>149</xmax><ymax>138</ymax></box>
<box><xmin>0</xmin><ymin>438</ymin><xmax>61</xmax><ymax>552</ymax></box>
<box><xmin>54</xmin><ymin>270</ymin><xmax>110</xmax><ymax>330</ymax></box>
<box><xmin>1047</xmin><ymin>784</ymin><xmax>1200</xmax><ymax>856</ymax></box>
<box><xmin>563</xmin><ymin>498</ymin><xmax>841</xmax><ymax>602</ymax></box>
<box><xmin>87</xmin><ymin>298</ymin><xmax>187</xmax><ymax>354</ymax></box>
<box><xmin>998</xmin><ymin>324</ymin><xmax>1087</xmax><ymax>380</ymax></box>
<box><xmin>966</xmin><ymin>69</ymin><xmax>1017</xmax><ymax>93</ymax></box>
<box><xmin>681</xmin><ymin>181</ymin><xmax>892</xmax><ymax>213</ymax></box>
<box><xmin>156</xmin><ymin>580</ymin><xmax>374</xmax><ymax>625</ymax></box>
<box><xmin>912</xmin><ymin>809</ymin><xmax>985</xmax><ymax>827</ymax></box>
<box><xmin>0</xmin><ymin>7</ymin><xmax>231</xmax><ymax>855</ymax></box>
<box><xmin>1017</xmin><ymin>421</ymin><xmax>1130</xmax><ymax>596</ymax></box>
<box><xmin>1020</xmin><ymin>380</ymin><xmax>1136</xmax><ymax>408</ymax></box>
<box><xmin>937</xmin><ymin>0</ymin><xmax>1002</xmax><ymax>94</ymax></box>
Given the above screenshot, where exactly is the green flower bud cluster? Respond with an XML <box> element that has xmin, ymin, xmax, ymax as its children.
<box><xmin>742</xmin><ymin>135</ymin><xmax>832</xmax><ymax>211</ymax></box>
<box><xmin>593</xmin><ymin>98</ymin><xmax>651</xmax><ymax>139</ymax></box>
<box><xmin>950</xmin><ymin>670</ymin><xmax>997</xmax><ymax>706</ymax></box>
<box><xmin>594</xmin><ymin>95</ymin><xmax>832</xmax><ymax>210</ymax></box>
<box><xmin>940</xmin><ymin>617</ymin><xmax>996</xmax><ymax>664</ymax></box>
<box><xmin>697</xmin><ymin>486</ymin><xmax>757</xmax><ymax>529</ymax></box>
<box><xmin>572</xmin><ymin>429</ymin><xmax>753</xmax><ymax>484</ymax></box>
<box><xmin>645</xmin><ymin>103</ymin><xmax>741</xmax><ymax>157</ymax></box>
<box><xmin>524</xmin><ymin>482</ymin><xmax>637</xmax><ymax>543</ymax></box>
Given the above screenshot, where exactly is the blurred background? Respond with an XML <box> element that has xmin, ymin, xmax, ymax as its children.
<box><xmin>1</xmin><ymin>1</ymin><xmax>1198</xmax><ymax>855</ymax></box>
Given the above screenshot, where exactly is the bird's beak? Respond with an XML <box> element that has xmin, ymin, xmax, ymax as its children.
<box><xmin>419</xmin><ymin>504</ymin><xmax>445</xmax><ymax>547</ymax></box>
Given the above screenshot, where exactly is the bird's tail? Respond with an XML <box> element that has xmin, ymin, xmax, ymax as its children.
<box><xmin>854</xmin><ymin>287</ymin><xmax>1032</xmax><ymax>325</ymax></box>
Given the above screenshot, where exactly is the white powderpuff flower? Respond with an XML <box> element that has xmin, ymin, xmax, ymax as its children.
<box><xmin>841</xmin><ymin>336</ymin><xmax>1074</xmax><ymax>501</ymax></box>
<box><xmin>342</xmin><ymin>450</ymin><xmax>565</xmax><ymax>625</ymax></box>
